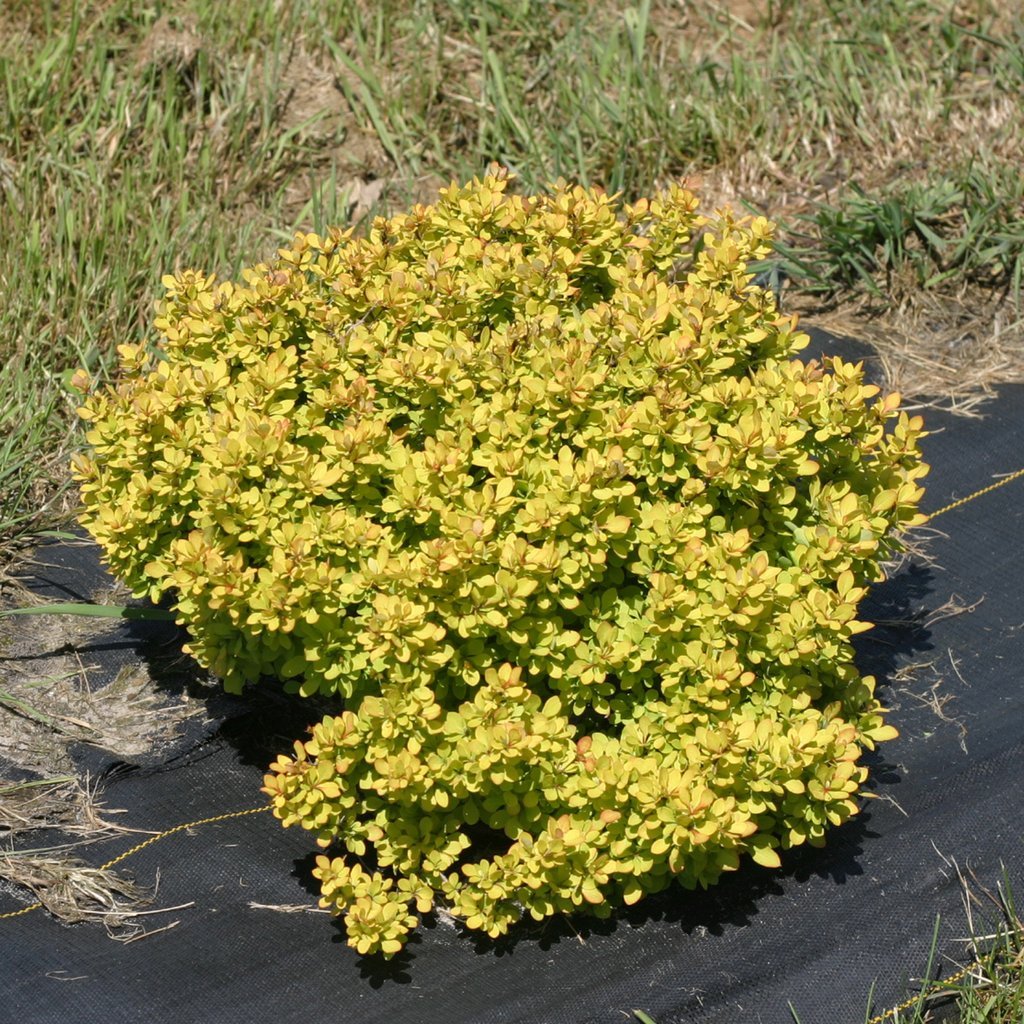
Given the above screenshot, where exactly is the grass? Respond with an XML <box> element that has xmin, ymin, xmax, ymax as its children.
<box><xmin>1</xmin><ymin>0</ymin><xmax>1023</xmax><ymax>1018</ymax></box>
<box><xmin>2</xmin><ymin>0</ymin><xmax>1024</xmax><ymax>547</ymax></box>
<box><xmin>776</xmin><ymin>163</ymin><xmax>1024</xmax><ymax>309</ymax></box>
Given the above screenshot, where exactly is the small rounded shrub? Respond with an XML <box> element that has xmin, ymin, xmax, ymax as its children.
<box><xmin>72</xmin><ymin>170</ymin><xmax>926</xmax><ymax>956</ymax></box>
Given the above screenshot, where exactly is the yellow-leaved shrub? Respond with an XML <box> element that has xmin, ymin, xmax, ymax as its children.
<box><xmin>72</xmin><ymin>169</ymin><xmax>927</xmax><ymax>956</ymax></box>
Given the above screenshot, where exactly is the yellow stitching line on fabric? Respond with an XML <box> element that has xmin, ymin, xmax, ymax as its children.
<box><xmin>0</xmin><ymin>901</ymin><xmax>39</xmax><ymax>921</ymax></box>
<box><xmin>97</xmin><ymin>805</ymin><xmax>271</xmax><ymax>872</ymax></box>
<box><xmin>923</xmin><ymin>466</ymin><xmax>1024</xmax><ymax>523</ymax></box>
<box><xmin>0</xmin><ymin>806</ymin><xmax>270</xmax><ymax>921</ymax></box>
<box><xmin>865</xmin><ymin>964</ymin><xmax>974</xmax><ymax>1024</ymax></box>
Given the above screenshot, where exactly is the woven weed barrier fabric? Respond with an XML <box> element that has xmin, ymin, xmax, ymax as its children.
<box><xmin>2</xmin><ymin>331</ymin><xmax>1022</xmax><ymax>1024</ymax></box>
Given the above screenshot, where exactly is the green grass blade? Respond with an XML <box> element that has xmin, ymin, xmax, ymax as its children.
<box><xmin>0</xmin><ymin>603</ymin><xmax>176</xmax><ymax>621</ymax></box>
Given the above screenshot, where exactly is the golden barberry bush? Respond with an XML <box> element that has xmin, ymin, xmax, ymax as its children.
<box><xmin>72</xmin><ymin>169</ymin><xmax>926</xmax><ymax>956</ymax></box>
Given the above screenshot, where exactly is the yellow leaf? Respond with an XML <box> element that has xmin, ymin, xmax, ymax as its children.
<box><xmin>751</xmin><ymin>845</ymin><xmax>781</xmax><ymax>869</ymax></box>
<box><xmin>865</xmin><ymin>723</ymin><xmax>899</xmax><ymax>743</ymax></box>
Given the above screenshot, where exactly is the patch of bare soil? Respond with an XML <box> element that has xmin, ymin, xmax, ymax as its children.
<box><xmin>276</xmin><ymin>46</ymin><xmax>394</xmax><ymax>228</ymax></box>
<box><xmin>134</xmin><ymin>12</ymin><xmax>203</xmax><ymax>71</ymax></box>
<box><xmin>131</xmin><ymin>17</ymin><xmax>396</xmax><ymax>230</ymax></box>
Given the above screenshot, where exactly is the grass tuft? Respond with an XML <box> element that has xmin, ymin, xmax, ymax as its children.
<box><xmin>776</xmin><ymin>162</ymin><xmax>1024</xmax><ymax>311</ymax></box>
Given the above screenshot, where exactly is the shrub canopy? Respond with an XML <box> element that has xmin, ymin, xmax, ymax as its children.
<box><xmin>73</xmin><ymin>170</ymin><xmax>927</xmax><ymax>955</ymax></box>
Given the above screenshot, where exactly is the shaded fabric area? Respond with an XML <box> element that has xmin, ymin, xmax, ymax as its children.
<box><xmin>2</xmin><ymin>330</ymin><xmax>1022</xmax><ymax>1024</ymax></box>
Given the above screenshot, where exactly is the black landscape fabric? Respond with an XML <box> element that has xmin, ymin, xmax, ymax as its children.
<box><xmin>2</xmin><ymin>331</ymin><xmax>1023</xmax><ymax>1024</ymax></box>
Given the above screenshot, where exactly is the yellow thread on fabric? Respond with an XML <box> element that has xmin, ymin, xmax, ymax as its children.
<box><xmin>98</xmin><ymin>806</ymin><xmax>270</xmax><ymax>872</ymax></box>
<box><xmin>924</xmin><ymin>467</ymin><xmax>1024</xmax><ymax>523</ymax></box>
<box><xmin>865</xmin><ymin>963</ymin><xmax>974</xmax><ymax>1024</ymax></box>
<box><xmin>0</xmin><ymin>806</ymin><xmax>270</xmax><ymax>921</ymax></box>
<box><xmin>0</xmin><ymin>902</ymin><xmax>42</xmax><ymax>921</ymax></box>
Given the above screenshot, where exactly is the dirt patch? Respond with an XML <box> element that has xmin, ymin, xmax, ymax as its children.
<box><xmin>134</xmin><ymin>12</ymin><xmax>202</xmax><ymax>72</ymax></box>
<box><xmin>271</xmin><ymin>45</ymin><xmax>396</xmax><ymax>231</ymax></box>
<box><xmin>0</xmin><ymin>609</ymin><xmax>208</xmax><ymax>778</ymax></box>
<box><xmin>280</xmin><ymin>50</ymin><xmax>374</xmax><ymax>155</ymax></box>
